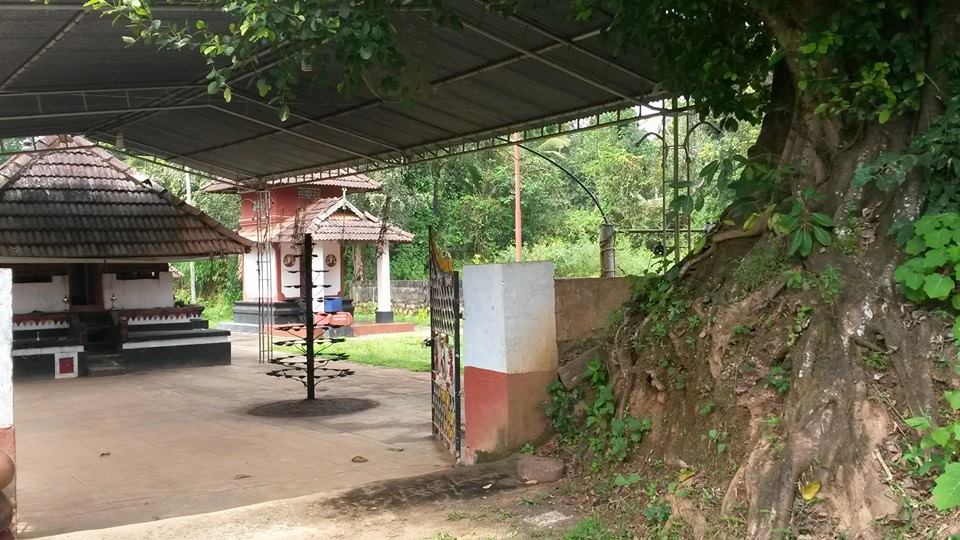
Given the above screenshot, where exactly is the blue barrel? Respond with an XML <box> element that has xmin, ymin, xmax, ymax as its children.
<box><xmin>323</xmin><ymin>297</ymin><xmax>343</xmax><ymax>313</ymax></box>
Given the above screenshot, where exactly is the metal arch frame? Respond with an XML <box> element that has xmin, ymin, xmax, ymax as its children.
<box><xmin>249</xmin><ymin>105</ymin><xmax>666</xmax><ymax>186</ymax></box>
<box><xmin>509</xmin><ymin>142</ymin><xmax>609</xmax><ymax>225</ymax></box>
<box><xmin>155</xmin><ymin>24</ymin><xmax>636</xmax><ymax>162</ymax></box>
<box><xmin>1</xmin><ymin>100</ymin><xmax>664</xmax><ymax>187</ymax></box>
<box><xmin>0</xmin><ymin>134</ymin><xmax>250</xmax><ymax>189</ymax></box>
<box><xmin>0</xmin><ymin>3</ymin><xmax>644</xmax><ymax>167</ymax></box>
<box><xmin>0</xmin><ymin>85</ymin><xmax>405</xmax><ymax>159</ymax></box>
<box><xmin>100</xmin><ymin>4</ymin><xmax>656</xmax><ymax>167</ymax></box>
<box><xmin>89</xmin><ymin>131</ymin><xmax>263</xmax><ymax>180</ymax></box>
<box><xmin>0</xmin><ymin>101</ymin><xmax>399</xmax><ymax>167</ymax></box>
<box><xmin>617</xmin><ymin>101</ymin><xmax>725</xmax><ymax>269</ymax></box>
<box><xmin>0</xmin><ymin>2</ymin><xmax>667</xmax><ymax>188</ymax></box>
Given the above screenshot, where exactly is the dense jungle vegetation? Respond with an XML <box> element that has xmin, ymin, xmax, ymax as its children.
<box><xmin>116</xmin><ymin>118</ymin><xmax>757</xmax><ymax>318</ymax></box>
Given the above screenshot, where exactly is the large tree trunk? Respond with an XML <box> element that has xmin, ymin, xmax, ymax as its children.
<box><xmin>606</xmin><ymin>13</ymin><xmax>960</xmax><ymax>539</ymax></box>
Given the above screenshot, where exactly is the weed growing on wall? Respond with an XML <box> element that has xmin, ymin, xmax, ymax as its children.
<box><xmin>547</xmin><ymin>360</ymin><xmax>651</xmax><ymax>471</ymax></box>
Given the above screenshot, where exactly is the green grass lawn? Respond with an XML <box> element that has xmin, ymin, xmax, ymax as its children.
<box><xmin>352</xmin><ymin>305</ymin><xmax>431</xmax><ymax>326</ymax></box>
<box><xmin>325</xmin><ymin>333</ymin><xmax>431</xmax><ymax>372</ymax></box>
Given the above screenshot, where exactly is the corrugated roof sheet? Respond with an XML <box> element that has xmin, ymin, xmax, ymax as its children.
<box><xmin>204</xmin><ymin>171</ymin><xmax>381</xmax><ymax>193</ymax></box>
<box><xmin>239</xmin><ymin>197</ymin><xmax>413</xmax><ymax>244</ymax></box>
<box><xmin>0</xmin><ymin>135</ymin><xmax>253</xmax><ymax>260</ymax></box>
<box><xmin>0</xmin><ymin>1</ymin><xmax>659</xmax><ymax>183</ymax></box>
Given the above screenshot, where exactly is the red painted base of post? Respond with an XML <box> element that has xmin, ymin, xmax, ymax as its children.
<box><xmin>463</xmin><ymin>366</ymin><xmax>554</xmax><ymax>464</ymax></box>
<box><xmin>0</xmin><ymin>426</ymin><xmax>15</xmax><ymax>539</ymax></box>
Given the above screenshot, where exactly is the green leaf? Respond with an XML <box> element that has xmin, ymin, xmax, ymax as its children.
<box><xmin>812</xmin><ymin>226</ymin><xmax>832</xmax><ymax>247</ymax></box>
<box><xmin>699</xmin><ymin>160</ymin><xmax>720</xmax><ymax>182</ymax></box>
<box><xmin>788</xmin><ymin>229</ymin><xmax>805</xmax><ymax>256</ymax></box>
<box><xmin>878</xmin><ymin>109</ymin><xmax>892</xmax><ymax>124</ymax></box>
<box><xmin>614</xmin><ymin>473</ymin><xmax>642</xmax><ymax>487</ymax></box>
<box><xmin>222</xmin><ymin>86</ymin><xmax>232</xmax><ymax>103</ymax></box>
<box><xmin>945</xmin><ymin>389</ymin><xmax>960</xmax><ymax>411</ymax></box>
<box><xmin>924</xmin><ymin>228</ymin><xmax>953</xmax><ymax>249</ymax></box>
<box><xmin>915</xmin><ymin>215</ymin><xmax>942</xmax><ymax>236</ymax></box>
<box><xmin>904</xmin><ymin>236</ymin><xmax>926</xmax><ymax>255</ymax></box>
<box><xmin>768</xmin><ymin>48</ymin><xmax>785</xmax><ymax>66</ymax></box>
<box><xmin>799</xmin><ymin>230</ymin><xmax>814</xmax><ymax>257</ymax></box>
<box><xmin>809</xmin><ymin>212</ymin><xmax>834</xmax><ymax>228</ymax></box>
<box><xmin>952</xmin><ymin>294</ymin><xmax>960</xmax><ymax>311</ymax></box>
<box><xmin>894</xmin><ymin>264</ymin><xmax>924</xmax><ymax>291</ymax></box>
<box><xmin>932</xmin><ymin>462</ymin><xmax>960</xmax><ymax>511</ymax></box>
<box><xmin>905</xmin><ymin>416</ymin><xmax>932</xmax><ymax>430</ymax></box>
<box><xmin>930</xmin><ymin>426</ymin><xmax>953</xmax><ymax>447</ymax></box>
<box><xmin>923</xmin><ymin>274</ymin><xmax>955</xmax><ymax>300</ymax></box>
<box><xmin>922</xmin><ymin>248</ymin><xmax>950</xmax><ymax>270</ymax></box>
<box><xmin>257</xmin><ymin>79</ymin><xmax>271</xmax><ymax>97</ymax></box>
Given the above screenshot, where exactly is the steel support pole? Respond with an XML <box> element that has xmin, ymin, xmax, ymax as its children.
<box><xmin>302</xmin><ymin>234</ymin><xmax>315</xmax><ymax>400</ymax></box>
<box><xmin>660</xmin><ymin>113</ymin><xmax>668</xmax><ymax>259</ymax></box>
<box><xmin>672</xmin><ymin>98</ymin><xmax>681</xmax><ymax>266</ymax></box>
<box><xmin>512</xmin><ymin>132</ymin><xmax>522</xmax><ymax>262</ymax></box>
<box><xmin>600</xmin><ymin>223</ymin><xmax>616</xmax><ymax>278</ymax></box>
<box><xmin>186</xmin><ymin>171</ymin><xmax>196</xmax><ymax>304</ymax></box>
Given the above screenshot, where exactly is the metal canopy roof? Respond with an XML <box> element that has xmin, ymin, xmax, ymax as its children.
<box><xmin>0</xmin><ymin>1</ymin><xmax>660</xmax><ymax>186</ymax></box>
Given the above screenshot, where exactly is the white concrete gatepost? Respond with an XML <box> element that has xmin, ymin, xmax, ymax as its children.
<box><xmin>462</xmin><ymin>262</ymin><xmax>558</xmax><ymax>464</ymax></box>
<box><xmin>0</xmin><ymin>269</ymin><xmax>16</xmax><ymax>538</ymax></box>
<box><xmin>376</xmin><ymin>242</ymin><xmax>393</xmax><ymax>323</ymax></box>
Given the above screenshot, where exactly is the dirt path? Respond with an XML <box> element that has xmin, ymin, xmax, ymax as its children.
<box><xmin>36</xmin><ymin>460</ymin><xmax>581</xmax><ymax>540</ymax></box>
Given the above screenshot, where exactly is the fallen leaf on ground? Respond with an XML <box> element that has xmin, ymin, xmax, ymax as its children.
<box><xmin>801</xmin><ymin>481</ymin><xmax>821</xmax><ymax>501</ymax></box>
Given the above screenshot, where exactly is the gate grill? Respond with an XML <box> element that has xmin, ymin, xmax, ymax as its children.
<box><xmin>429</xmin><ymin>232</ymin><xmax>461</xmax><ymax>460</ymax></box>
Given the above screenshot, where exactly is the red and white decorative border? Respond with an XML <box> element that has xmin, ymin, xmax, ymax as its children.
<box><xmin>13</xmin><ymin>320</ymin><xmax>68</xmax><ymax>331</ymax></box>
<box><xmin>126</xmin><ymin>314</ymin><xmax>193</xmax><ymax>326</ymax></box>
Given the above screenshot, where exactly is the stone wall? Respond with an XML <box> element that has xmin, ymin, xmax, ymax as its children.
<box><xmin>350</xmin><ymin>280</ymin><xmax>430</xmax><ymax>311</ymax></box>
<box><xmin>553</xmin><ymin>277</ymin><xmax>632</xmax><ymax>390</ymax></box>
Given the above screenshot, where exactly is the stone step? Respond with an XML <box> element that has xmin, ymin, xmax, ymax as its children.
<box><xmin>85</xmin><ymin>354</ymin><xmax>126</xmax><ymax>377</ymax></box>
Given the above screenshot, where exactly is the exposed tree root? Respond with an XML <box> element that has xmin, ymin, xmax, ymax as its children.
<box><xmin>589</xmin><ymin>222</ymin><xmax>960</xmax><ymax>538</ymax></box>
<box><xmin>705</xmin><ymin>277</ymin><xmax>784</xmax><ymax>381</ymax></box>
<box><xmin>569</xmin><ymin>34</ymin><xmax>960</xmax><ymax>536</ymax></box>
<box><xmin>679</xmin><ymin>210</ymin><xmax>770</xmax><ymax>278</ymax></box>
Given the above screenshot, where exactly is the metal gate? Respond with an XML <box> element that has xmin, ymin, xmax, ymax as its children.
<box><xmin>429</xmin><ymin>231</ymin><xmax>461</xmax><ymax>460</ymax></box>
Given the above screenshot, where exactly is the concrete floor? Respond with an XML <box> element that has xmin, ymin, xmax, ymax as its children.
<box><xmin>13</xmin><ymin>333</ymin><xmax>449</xmax><ymax>538</ymax></box>
<box><xmin>35</xmin><ymin>460</ymin><xmax>543</xmax><ymax>540</ymax></box>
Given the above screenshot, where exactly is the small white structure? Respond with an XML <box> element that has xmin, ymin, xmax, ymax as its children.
<box><xmin>0</xmin><ymin>136</ymin><xmax>252</xmax><ymax>377</ymax></box>
<box><xmin>462</xmin><ymin>262</ymin><xmax>559</xmax><ymax>464</ymax></box>
<box><xmin>208</xmin><ymin>176</ymin><xmax>413</xmax><ymax>331</ymax></box>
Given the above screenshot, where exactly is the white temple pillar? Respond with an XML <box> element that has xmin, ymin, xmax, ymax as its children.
<box><xmin>0</xmin><ymin>269</ymin><xmax>17</xmax><ymax>536</ymax></box>
<box><xmin>376</xmin><ymin>242</ymin><xmax>393</xmax><ymax>323</ymax></box>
